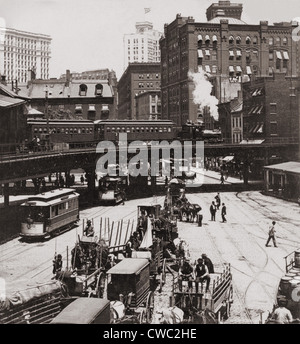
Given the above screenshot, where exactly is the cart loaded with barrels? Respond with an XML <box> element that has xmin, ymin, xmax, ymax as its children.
<box><xmin>270</xmin><ymin>249</ymin><xmax>300</xmax><ymax>321</ymax></box>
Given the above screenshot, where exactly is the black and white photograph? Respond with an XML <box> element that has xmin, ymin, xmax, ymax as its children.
<box><xmin>0</xmin><ymin>0</ymin><xmax>300</xmax><ymax>330</ymax></box>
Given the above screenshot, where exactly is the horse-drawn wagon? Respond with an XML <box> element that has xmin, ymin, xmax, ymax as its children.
<box><xmin>169</xmin><ymin>263</ymin><xmax>233</xmax><ymax>323</ymax></box>
<box><xmin>106</xmin><ymin>258</ymin><xmax>154</xmax><ymax>323</ymax></box>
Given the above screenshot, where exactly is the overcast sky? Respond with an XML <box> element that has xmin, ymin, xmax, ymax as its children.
<box><xmin>0</xmin><ymin>0</ymin><xmax>299</xmax><ymax>79</ymax></box>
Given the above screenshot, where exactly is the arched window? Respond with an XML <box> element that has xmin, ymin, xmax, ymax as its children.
<box><xmin>269</xmin><ymin>37</ymin><xmax>274</xmax><ymax>45</ymax></box>
<box><xmin>246</xmin><ymin>36</ymin><xmax>251</xmax><ymax>44</ymax></box>
<box><xmin>229</xmin><ymin>35</ymin><xmax>234</xmax><ymax>44</ymax></box>
<box><xmin>95</xmin><ymin>83</ymin><xmax>103</xmax><ymax>96</ymax></box>
<box><xmin>236</xmin><ymin>36</ymin><xmax>241</xmax><ymax>44</ymax></box>
<box><xmin>79</xmin><ymin>84</ymin><xmax>87</xmax><ymax>96</ymax></box>
<box><xmin>283</xmin><ymin>37</ymin><xmax>288</xmax><ymax>46</ymax></box>
<box><xmin>276</xmin><ymin>37</ymin><xmax>281</xmax><ymax>45</ymax></box>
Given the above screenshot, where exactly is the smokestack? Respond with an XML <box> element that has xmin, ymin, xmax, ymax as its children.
<box><xmin>66</xmin><ymin>69</ymin><xmax>71</xmax><ymax>87</ymax></box>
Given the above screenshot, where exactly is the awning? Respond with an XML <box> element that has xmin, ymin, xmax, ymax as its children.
<box><xmin>229</xmin><ymin>50</ymin><xmax>234</xmax><ymax>57</ymax></box>
<box><xmin>212</xmin><ymin>35</ymin><xmax>218</xmax><ymax>42</ymax></box>
<box><xmin>257</xmin><ymin>122</ymin><xmax>264</xmax><ymax>133</ymax></box>
<box><xmin>252</xmin><ymin>123</ymin><xmax>261</xmax><ymax>133</ymax></box>
<box><xmin>257</xmin><ymin>105</ymin><xmax>264</xmax><ymax>114</ymax></box>
<box><xmin>198</xmin><ymin>49</ymin><xmax>203</xmax><ymax>58</ymax></box>
<box><xmin>246</xmin><ymin>66</ymin><xmax>252</xmax><ymax>74</ymax></box>
<box><xmin>205</xmin><ymin>65</ymin><xmax>211</xmax><ymax>73</ymax></box>
<box><xmin>229</xmin><ymin>66</ymin><xmax>234</xmax><ymax>72</ymax></box>
<box><xmin>205</xmin><ymin>35</ymin><xmax>210</xmax><ymax>41</ymax></box>
<box><xmin>222</xmin><ymin>156</ymin><xmax>234</xmax><ymax>162</ymax></box>
<box><xmin>240</xmin><ymin>139</ymin><xmax>265</xmax><ymax>144</ymax></box>
<box><xmin>236</xmin><ymin>50</ymin><xmax>242</xmax><ymax>56</ymax></box>
<box><xmin>102</xmin><ymin>105</ymin><xmax>109</xmax><ymax>111</ymax></box>
<box><xmin>236</xmin><ymin>66</ymin><xmax>242</xmax><ymax>72</ymax></box>
<box><xmin>205</xmin><ymin>49</ymin><xmax>210</xmax><ymax>56</ymax></box>
<box><xmin>248</xmin><ymin>106</ymin><xmax>255</xmax><ymax>115</ymax></box>
<box><xmin>276</xmin><ymin>51</ymin><xmax>282</xmax><ymax>59</ymax></box>
<box><xmin>88</xmin><ymin>104</ymin><xmax>96</xmax><ymax>112</ymax></box>
<box><xmin>197</xmin><ymin>34</ymin><xmax>203</xmax><ymax>41</ymax></box>
<box><xmin>282</xmin><ymin>51</ymin><xmax>289</xmax><ymax>60</ymax></box>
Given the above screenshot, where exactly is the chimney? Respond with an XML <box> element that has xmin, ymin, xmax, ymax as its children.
<box><xmin>65</xmin><ymin>69</ymin><xmax>71</xmax><ymax>87</ymax></box>
<box><xmin>1</xmin><ymin>75</ymin><xmax>7</xmax><ymax>85</ymax></box>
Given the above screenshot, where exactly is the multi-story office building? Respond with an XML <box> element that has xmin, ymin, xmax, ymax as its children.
<box><xmin>117</xmin><ymin>63</ymin><xmax>161</xmax><ymax>120</ymax></box>
<box><xmin>0</xmin><ymin>27</ymin><xmax>51</xmax><ymax>84</ymax></box>
<box><xmin>123</xmin><ymin>22</ymin><xmax>162</xmax><ymax>70</ymax></box>
<box><xmin>160</xmin><ymin>1</ymin><xmax>299</xmax><ymax>126</ymax></box>
<box><xmin>135</xmin><ymin>91</ymin><xmax>161</xmax><ymax>120</ymax></box>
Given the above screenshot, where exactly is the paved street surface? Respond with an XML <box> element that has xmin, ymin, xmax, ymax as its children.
<box><xmin>1</xmin><ymin>187</ymin><xmax>300</xmax><ymax>324</ymax></box>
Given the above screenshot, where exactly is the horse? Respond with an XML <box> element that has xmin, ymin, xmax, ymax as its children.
<box><xmin>154</xmin><ymin>306</ymin><xmax>184</xmax><ymax>324</ymax></box>
<box><xmin>188</xmin><ymin>307</ymin><xmax>218</xmax><ymax>324</ymax></box>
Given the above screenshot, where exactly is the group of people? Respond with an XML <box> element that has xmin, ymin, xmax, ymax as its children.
<box><xmin>209</xmin><ymin>193</ymin><xmax>227</xmax><ymax>223</ymax></box>
<box><xmin>178</xmin><ymin>253</ymin><xmax>214</xmax><ymax>293</ymax></box>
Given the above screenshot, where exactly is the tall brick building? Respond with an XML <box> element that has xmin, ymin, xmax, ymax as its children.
<box><xmin>160</xmin><ymin>1</ymin><xmax>299</xmax><ymax>127</ymax></box>
<box><xmin>242</xmin><ymin>73</ymin><xmax>300</xmax><ymax>144</ymax></box>
<box><xmin>117</xmin><ymin>63</ymin><xmax>161</xmax><ymax>120</ymax></box>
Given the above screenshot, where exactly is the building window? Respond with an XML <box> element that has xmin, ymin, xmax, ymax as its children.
<box><xmin>246</xmin><ymin>36</ymin><xmax>251</xmax><ymax>44</ymax></box>
<box><xmin>236</xmin><ymin>49</ymin><xmax>242</xmax><ymax>60</ymax></box>
<box><xmin>269</xmin><ymin>37</ymin><xmax>274</xmax><ymax>45</ymax></box>
<box><xmin>253</xmin><ymin>36</ymin><xmax>258</xmax><ymax>45</ymax></box>
<box><xmin>270</xmin><ymin>122</ymin><xmax>277</xmax><ymax>135</ymax></box>
<box><xmin>269</xmin><ymin>51</ymin><xmax>274</xmax><ymax>60</ymax></box>
<box><xmin>211</xmin><ymin>50</ymin><xmax>217</xmax><ymax>61</ymax></box>
<box><xmin>229</xmin><ymin>50</ymin><xmax>234</xmax><ymax>60</ymax></box>
<box><xmin>79</xmin><ymin>84</ymin><xmax>87</xmax><ymax>96</ymax></box>
<box><xmin>229</xmin><ymin>35</ymin><xmax>234</xmax><ymax>44</ymax></box>
<box><xmin>95</xmin><ymin>84</ymin><xmax>103</xmax><ymax>96</ymax></box>
<box><xmin>270</xmin><ymin>103</ymin><xmax>277</xmax><ymax>114</ymax></box>
<box><xmin>283</xmin><ymin>37</ymin><xmax>288</xmax><ymax>46</ymax></box>
<box><xmin>236</xmin><ymin>36</ymin><xmax>241</xmax><ymax>44</ymax></box>
<box><xmin>212</xmin><ymin>65</ymin><xmax>217</xmax><ymax>73</ymax></box>
<box><xmin>276</xmin><ymin>37</ymin><xmax>281</xmax><ymax>45</ymax></box>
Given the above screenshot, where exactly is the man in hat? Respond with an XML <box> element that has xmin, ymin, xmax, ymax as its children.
<box><xmin>201</xmin><ymin>254</ymin><xmax>214</xmax><ymax>273</ymax></box>
<box><xmin>84</xmin><ymin>220</ymin><xmax>95</xmax><ymax>237</ymax></box>
<box><xmin>52</xmin><ymin>254</ymin><xmax>63</xmax><ymax>275</ymax></box>
<box><xmin>272</xmin><ymin>299</ymin><xmax>293</xmax><ymax>323</ymax></box>
<box><xmin>265</xmin><ymin>221</ymin><xmax>277</xmax><ymax>247</ymax></box>
<box><xmin>195</xmin><ymin>258</ymin><xmax>210</xmax><ymax>293</ymax></box>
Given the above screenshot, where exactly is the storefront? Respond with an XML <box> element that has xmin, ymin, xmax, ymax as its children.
<box><xmin>263</xmin><ymin>161</ymin><xmax>300</xmax><ymax>201</ymax></box>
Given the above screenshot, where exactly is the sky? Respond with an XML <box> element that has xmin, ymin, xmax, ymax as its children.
<box><xmin>0</xmin><ymin>0</ymin><xmax>299</xmax><ymax>79</ymax></box>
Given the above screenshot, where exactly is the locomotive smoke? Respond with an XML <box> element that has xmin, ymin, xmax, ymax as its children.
<box><xmin>188</xmin><ymin>69</ymin><xmax>219</xmax><ymax>121</ymax></box>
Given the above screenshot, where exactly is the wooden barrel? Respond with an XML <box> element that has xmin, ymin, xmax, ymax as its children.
<box><xmin>289</xmin><ymin>279</ymin><xmax>300</xmax><ymax>299</ymax></box>
<box><xmin>286</xmin><ymin>273</ymin><xmax>296</xmax><ymax>279</ymax></box>
<box><xmin>294</xmin><ymin>250</ymin><xmax>300</xmax><ymax>268</ymax></box>
<box><xmin>280</xmin><ymin>276</ymin><xmax>292</xmax><ymax>295</ymax></box>
<box><xmin>289</xmin><ymin>268</ymin><xmax>300</xmax><ymax>274</ymax></box>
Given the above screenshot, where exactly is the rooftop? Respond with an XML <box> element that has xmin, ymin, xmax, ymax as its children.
<box><xmin>263</xmin><ymin>161</ymin><xmax>300</xmax><ymax>175</ymax></box>
<box><xmin>207</xmin><ymin>16</ymin><xmax>247</xmax><ymax>24</ymax></box>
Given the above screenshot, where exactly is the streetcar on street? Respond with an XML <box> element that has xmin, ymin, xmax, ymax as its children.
<box><xmin>19</xmin><ymin>188</ymin><xmax>80</xmax><ymax>240</ymax></box>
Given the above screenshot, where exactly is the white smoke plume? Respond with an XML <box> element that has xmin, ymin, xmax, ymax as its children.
<box><xmin>188</xmin><ymin>69</ymin><xmax>219</xmax><ymax>121</ymax></box>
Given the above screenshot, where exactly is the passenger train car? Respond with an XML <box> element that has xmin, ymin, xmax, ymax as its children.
<box><xmin>20</xmin><ymin>188</ymin><xmax>79</xmax><ymax>240</ymax></box>
<box><xmin>94</xmin><ymin>120</ymin><xmax>175</xmax><ymax>143</ymax></box>
<box><xmin>26</xmin><ymin>119</ymin><xmax>95</xmax><ymax>149</ymax></box>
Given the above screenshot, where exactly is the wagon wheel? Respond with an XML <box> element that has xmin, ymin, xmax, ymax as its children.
<box><xmin>145</xmin><ymin>291</ymin><xmax>154</xmax><ymax>324</ymax></box>
<box><xmin>95</xmin><ymin>272</ymin><xmax>106</xmax><ymax>298</ymax></box>
<box><xmin>138</xmin><ymin>309</ymin><xmax>146</xmax><ymax>324</ymax></box>
<box><xmin>224</xmin><ymin>285</ymin><xmax>233</xmax><ymax>319</ymax></box>
<box><xmin>159</xmin><ymin>258</ymin><xmax>167</xmax><ymax>293</ymax></box>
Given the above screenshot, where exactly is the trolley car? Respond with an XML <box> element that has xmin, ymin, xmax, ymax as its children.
<box><xmin>98</xmin><ymin>176</ymin><xmax>127</xmax><ymax>205</ymax></box>
<box><xmin>19</xmin><ymin>188</ymin><xmax>79</xmax><ymax>240</ymax></box>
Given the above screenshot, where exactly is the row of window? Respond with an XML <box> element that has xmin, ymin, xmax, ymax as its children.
<box><xmin>138</xmin><ymin>74</ymin><xmax>160</xmax><ymax>79</ymax></box>
<box><xmin>104</xmin><ymin>126</ymin><xmax>172</xmax><ymax>133</ymax></box>
<box><xmin>79</xmin><ymin>83</ymin><xmax>103</xmax><ymax>96</ymax></box>
<box><xmin>51</xmin><ymin>199</ymin><xmax>77</xmax><ymax>217</ymax></box>
<box><xmin>33</xmin><ymin>127</ymin><xmax>94</xmax><ymax>134</ymax></box>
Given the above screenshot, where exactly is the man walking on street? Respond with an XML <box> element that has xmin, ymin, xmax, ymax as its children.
<box><xmin>221</xmin><ymin>203</ymin><xmax>227</xmax><ymax>223</ymax></box>
<box><xmin>265</xmin><ymin>221</ymin><xmax>277</xmax><ymax>247</ymax></box>
<box><xmin>215</xmin><ymin>193</ymin><xmax>221</xmax><ymax>210</ymax></box>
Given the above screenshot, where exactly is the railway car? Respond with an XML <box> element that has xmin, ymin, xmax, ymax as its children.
<box><xmin>19</xmin><ymin>188</ymin><xmax>80</xmax><ymax>240</ymax></box>
<box><xmin>94</xmin><ymin>120</ymin><xmax>175</xmax><ymax>143</ymax></box>
<box><xmin>98</xmin><ymin>176</ymin><xmax>127</xmax><ymax>205</ymax></box>
<box><xmin>26</xmin><ymin>119</ymin><xmax>95</xmax><ymax>150</ymax></box>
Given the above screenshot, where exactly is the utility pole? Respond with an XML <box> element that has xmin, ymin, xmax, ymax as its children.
<box><xmin>44</xmin><ymin>85</ymin><xmax>49</xmax><ymax>135</ymax></box>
